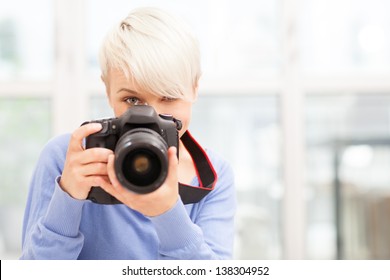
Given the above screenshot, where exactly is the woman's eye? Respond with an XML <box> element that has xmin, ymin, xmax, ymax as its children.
<box><xmin>162</xmin><ymin>96</ymin><xmax>177</xmax><ymax>102</ymax></box>
<box><xmin>125</xmin><ymin>97</ymin><xmax>141</xmax><ymax>105</ymax></box>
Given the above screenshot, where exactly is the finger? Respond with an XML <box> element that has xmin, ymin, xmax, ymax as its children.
<box><xmin>85</xmin><ymin>175</ymin><xmax>111</xmax><ymax>190</ymax></box>
<box><xmin>165</xmin><ymin>146</ymin><xmax>179</xmax><ymax>187</ymax></box>
<box><xmin>68</xmin><ymin>123</ymin><xmax>102</xmax><ymax>152</ymax></box>
<box><xmin>106</xmin><ymin>154</ymin><xmax>123</xmax><ymax>189</ymax></box>
<box><xmin>167</xmin><ymin>146</ymin><xmax>178</xmax><ymax>175</ymax></box>
<box><xmin>100</xmin><ymin>155</ymin><xmax>128</xmax><ymax>201</ymax></box>
<box><xmin>79</xmin><ymin>162</ymin><xmax>109</xmax><ymax>176</ymax></box>
<box><xmin>78</xmin><ymin>148</ymin><xmax>113</xmax><ymax>164</ymax></box>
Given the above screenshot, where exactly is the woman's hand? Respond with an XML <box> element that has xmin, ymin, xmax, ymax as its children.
<box><xmin>59</xmin><ymin>123</ymin><xmax>114</xmax><ymax>200</ymax></box>
<box><xmin>102</xmin><ymin>146</ymin><xmax>179</xmax><ymax>217</ymax></box>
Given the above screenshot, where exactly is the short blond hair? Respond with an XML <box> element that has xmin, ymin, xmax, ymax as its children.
<box><xmin>99</xmin><ymin>7</ymin><xmax>201</xmax><ymax>101</ymax></box>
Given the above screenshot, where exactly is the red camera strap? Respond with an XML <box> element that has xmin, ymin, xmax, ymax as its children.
<box><xmin>179</xmin><ymin>131</ymin><xmax>217</xmax><ymax>204</ymax></box>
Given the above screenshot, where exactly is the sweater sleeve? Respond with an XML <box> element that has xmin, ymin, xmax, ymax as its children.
<box><xmin>149</xmin><ymin>154</ymin><xmax>236</xmax><ymax>259</ymax></box>
<box><xmin>20</xmin><ymin>135</ymin><xmax>86</xmax><ymax>260</ymax></box>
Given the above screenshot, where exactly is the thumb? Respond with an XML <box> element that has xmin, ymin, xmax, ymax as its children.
<box><xmin>168</xmin><ymin>146</ymin><xmax>178</xmax><ymax>167</ymax></box>
<box><xmin>166</xmin><ymin>146</ymin><xmax>179</xmax><ymax>187</ymax></box>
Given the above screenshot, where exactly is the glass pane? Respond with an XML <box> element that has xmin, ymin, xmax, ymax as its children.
<box><xmin>298</xmin><ymin>0</ymin><xmax>390</xmax><ymax>75</ymax></box>
<box><xmin>191</xmin><ymin>95</ymin><xmax>282</xmax><ymax>259</ymax></box>
<box><xmin>89</xmin><ymin>94</ymin><xmax>112</xmax><ymax>119</ymax></box>
<box><xmin>306</xmin><ymin>94</ymin><xmax>390</xmax><ymax>259</ymax></box>
<box><xmin>0</xmin><ymin>0</ymin><xmax>54</xmax><ymax>80</ymax></box>
<box><xmin>86</xmin><ymin>0</ymin><xmax>280</xmax><ymax>80</ymax></box>
<box><xmin>0</xmin><ymin>98</ymin><xmax>51</xmax><ymax>259</ymax></box>
<box><xmin>338</xmin><ymin>144</ymin><xmax>390</xmax><ymax>259</ymax></box>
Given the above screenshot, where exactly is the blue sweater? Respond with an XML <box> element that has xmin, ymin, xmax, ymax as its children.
<box><xmin>20</xmin><ymin>133</ymin><xmax>236</xmax><ymax>259</ymax></box>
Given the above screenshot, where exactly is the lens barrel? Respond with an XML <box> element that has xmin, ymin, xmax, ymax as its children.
<box><xmin>114</xmin><ymin>128</ymin><xmax>169</xmax><ymax>194</ymax></box>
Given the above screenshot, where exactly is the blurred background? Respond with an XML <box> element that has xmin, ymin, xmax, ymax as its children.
<box><xmin>1</xmin><ymin>0</ymin><xmax>390</xmax><ymax>259</ymax></box>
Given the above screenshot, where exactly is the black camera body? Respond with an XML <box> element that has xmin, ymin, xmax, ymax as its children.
<box><xmin>83</xmin><ymin>105</ymin><xmax>181</xmax><ymax>199</ymax></box>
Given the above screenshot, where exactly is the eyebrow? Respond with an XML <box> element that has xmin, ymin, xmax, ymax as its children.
<box><xmin>116</xmin><ymin>88</ymin><xmax>139</xmax><ymax>95</ymax></box>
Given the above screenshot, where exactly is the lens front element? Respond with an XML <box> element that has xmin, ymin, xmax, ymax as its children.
<box><xmin>133</xmin><ymin>153</ymin><xmax>150</xmax><ymax>173</ymax></box>
<box><xmin>122</xmin><ymin>149</ymin><xmax>161</xmax><ymax>187</ymax></box>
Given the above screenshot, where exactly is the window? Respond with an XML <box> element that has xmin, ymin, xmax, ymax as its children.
<box><xmin>306</xmin><ymin>94</ymin><xmax>390</xmax><ymax>259</ymax></box>
<box><xmin>0</xmin><ymin>0</ymin><xmax>53</xmax><ymax>80</ymax></box>
<box><xmin>298</xmin><ymin>0</ymin><xmax>390</xmax><ymax>76</ymax></box>
<box><xmin>0</xmin><ymin>0</ymin><xmax>53</xmax><ymax>259</ymax></box>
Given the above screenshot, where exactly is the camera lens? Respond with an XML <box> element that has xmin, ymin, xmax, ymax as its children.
<box><xmin>114</xmin><ymin>128</ymin><xmax>168</xmax><ymax>193</ymax></box>
<box><xmin>122</xmin><ymin>149</ymin><xmax>161</xmax><ymax>187</ymax></box>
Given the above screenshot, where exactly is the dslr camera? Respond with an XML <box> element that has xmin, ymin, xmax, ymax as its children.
<box><xmin>83</xmin><ymin>105</ymin><xmax>181</xmax><ymax>196</ymax></box>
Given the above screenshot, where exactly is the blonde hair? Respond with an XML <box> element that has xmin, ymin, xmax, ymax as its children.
<box><xmin>99</xmin><ymin>7</ymin><xmax>201</xmax><ymax>101</ymax></box>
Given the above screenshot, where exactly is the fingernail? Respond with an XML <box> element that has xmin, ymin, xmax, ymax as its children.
<box><xmin>93</xmin><ymin>123</ymin><xmax>102</xmax><ymax>130</ymax></box>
